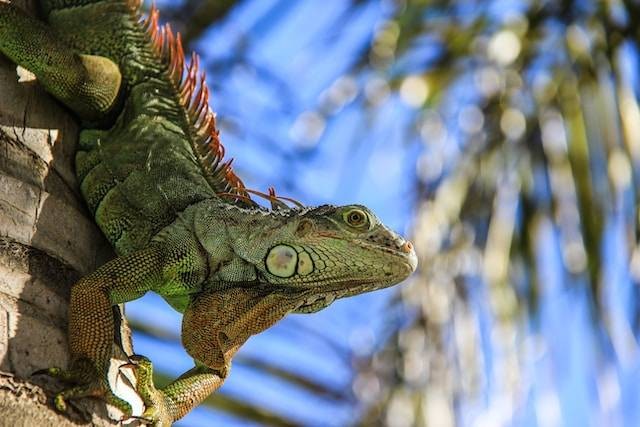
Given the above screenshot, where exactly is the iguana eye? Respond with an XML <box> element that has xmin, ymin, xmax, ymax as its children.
<box><xmin>343</xmin><ymin>208</ymin><xmax>369</xmax><ymax>229</ymax></box>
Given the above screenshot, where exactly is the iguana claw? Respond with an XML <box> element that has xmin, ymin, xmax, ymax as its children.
<box><xmin>121</xmin><ymin>355</ymin><xmax>173</xmax><ymax>427</ymax></box>
<box><xmin>33</xmin><ymin>364</ymin><xmax>133</xmax><ymax>417</ymax></box>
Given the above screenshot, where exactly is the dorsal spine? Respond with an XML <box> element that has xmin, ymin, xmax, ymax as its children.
<box><xmin>141</xmin><ymin>4</ymin><xmax>249</xmax><ymax>201</ymax></box>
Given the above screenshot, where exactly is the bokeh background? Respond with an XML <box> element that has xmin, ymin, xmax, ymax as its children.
<box><xmin>128</xmin><ymin>0</ymin><xmax>640</xmax><ymax>425</ymax></box>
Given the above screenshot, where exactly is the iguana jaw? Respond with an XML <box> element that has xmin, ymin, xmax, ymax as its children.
<box><xmin>290</xmin><ymin>245</ymin><xmax>417</xmax><ymax>313</ymax></box>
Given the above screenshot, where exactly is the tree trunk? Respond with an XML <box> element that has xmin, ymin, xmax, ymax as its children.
<box><xmin>0</xmin><ymin>2</ymin><xmax>137</xmax><ymax>424</ymax></box>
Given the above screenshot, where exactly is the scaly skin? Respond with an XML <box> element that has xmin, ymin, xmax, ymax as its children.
<box><xmin>0</xmin><ymin>1</ymin><xmax>418</xmax><ymax>425</ymax></box>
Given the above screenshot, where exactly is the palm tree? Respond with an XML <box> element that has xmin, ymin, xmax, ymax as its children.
<box><xmin>0</xmin><ymin>3</ymin><xmax>120</xmax><ymax>423</ymax></box>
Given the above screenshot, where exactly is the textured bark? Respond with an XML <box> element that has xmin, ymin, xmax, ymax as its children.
<box><xmin>0</xmin><ymin>2</ymin><xmax>136</xmax><ymax>424</ymax></box>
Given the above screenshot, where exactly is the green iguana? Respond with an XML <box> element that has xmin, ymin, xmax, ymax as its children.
<box><xmin>0</xmin><ymin>1</ymin><xmax>417</xmax><ymax>425</ymax></box>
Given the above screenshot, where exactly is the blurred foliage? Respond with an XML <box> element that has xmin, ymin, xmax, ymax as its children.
<box><xmin>351</xmin><ymin>0</ymin><xmax>640</xmax><ymax>426</ymax></box>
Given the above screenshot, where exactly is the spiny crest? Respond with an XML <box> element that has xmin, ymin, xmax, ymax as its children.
<box><xmin>137</xmin><ymin>3</ymin><xmax>303</xmax><ymax>210</ymax></box>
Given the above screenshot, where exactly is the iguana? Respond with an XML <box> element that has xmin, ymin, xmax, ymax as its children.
<box><xmin>0</xmin><ymin>1</ymin><xmax>418</xmax><ymax>425</ymax></box>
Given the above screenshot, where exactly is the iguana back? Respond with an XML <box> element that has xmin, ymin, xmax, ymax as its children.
<box><xmin>42</xmin><ymin>0</ymin><xmax>244</xmax><ymax>255</ymax></box>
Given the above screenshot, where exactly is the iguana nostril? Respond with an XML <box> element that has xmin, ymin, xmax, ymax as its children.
<box><xmin>401</xmin><ymin>241</ymin><xmax>413</xmax><ymax>253</ymax></box>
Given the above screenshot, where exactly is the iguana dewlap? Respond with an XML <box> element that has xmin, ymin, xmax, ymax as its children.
<box><xmin>0</xmin><ymin>1</ymin><xmax>417</xmax><ymax>425</ymax></box>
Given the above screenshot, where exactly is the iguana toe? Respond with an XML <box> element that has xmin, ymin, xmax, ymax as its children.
<box><xmin>34</xmin><ymin>365</ymin><xmax>132</xmax><ymax>416</ymax></box>
<box><xmin>121</xmin><ymin>355</ymin><xmax>172</xmax><ymax>426</ymax></box>
<box><xmin>53</xmin><ymin>381</ymin><xmax>132</xmax><ymax>416</ymax></box>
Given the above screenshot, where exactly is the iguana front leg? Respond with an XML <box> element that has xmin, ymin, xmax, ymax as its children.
<box><xmin>38</xmin><ymin>246</ymin><xmax>163</xmax><ymax>416</ymax></box>
<box><xmin>39</xmin><ymin>234</ymin><xmax>208</xmax><ymax>417</ymax></box>
<box><xmin>0</xmin><ymin>2</ymin><xmax>121</xmax><ymax>120</ymax></box>
<box><xmin>124</xmin><ymin>286</ymin><xmax>304</xmax><ymax>426</ymax></box>
<box><xmin>122</xmin><ymin>356</ymin><xmax>224</xmax><ymax>427</ymax></box>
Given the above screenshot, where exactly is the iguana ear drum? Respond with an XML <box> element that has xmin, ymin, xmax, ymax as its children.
<box><xmin>266</xmin><ymin>245</ymin><xmax>298</xmax><ymax>277</ymax></box>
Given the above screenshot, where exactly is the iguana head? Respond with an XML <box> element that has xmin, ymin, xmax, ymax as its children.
<box><xmin>229</xmin><ymin>204</ymin><xmax>417</xmax><ymax>312</ymax></box>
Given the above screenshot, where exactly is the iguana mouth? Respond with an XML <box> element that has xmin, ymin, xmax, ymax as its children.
<box><xmin>292</xmin><ymin>277</ymin><xmax>396</xmax><ymax>311</ymax></box>
<box><xmin>288</xmin><ymin>251</ymin><xmax>417</xmax><ymax>311</ymax></box>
